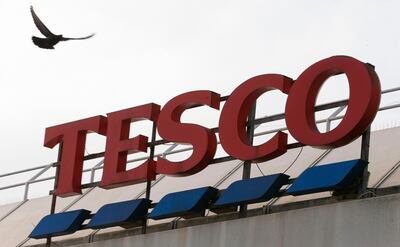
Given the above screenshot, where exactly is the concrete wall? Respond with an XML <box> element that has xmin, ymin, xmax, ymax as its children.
<box><xmin>72</xmin><ymin>193</ymin><xmax>400</xmax><ymax>247</ymax></box>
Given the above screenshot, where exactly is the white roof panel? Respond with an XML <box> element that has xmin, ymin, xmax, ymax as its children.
<box><xmin>0</xmin><ymin>127</ymin><xmax>400</xmax><ymax>246</ymax></box>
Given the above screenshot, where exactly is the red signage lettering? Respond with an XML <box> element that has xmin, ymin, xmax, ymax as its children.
<box><xmin>285</xmin><ymin>56</ymin><xmax>381</xmax><ymax>148</ymax></box>
<box><xmin>44</xmin><ymin>116</ymin><xmax>107</xmax><ymax>196</ymax></box>
<box><xmin>44</xmin><ymin>56</ymin><xmax>381</xmax><ymax>197</ymax></box>
<box><xmin>100</xmin><ymin>103</ymin><xmax>160</xmax><ymax>189</ymax></box>
<box><xmin>219</xmin><ymin>74</ymin><xmax>292</xmax><ymax>162</ymax></box>
<box><xmin>156</xmin><ymin>90</ymin><xmax>220</xmax><ymax>176</ymax></box>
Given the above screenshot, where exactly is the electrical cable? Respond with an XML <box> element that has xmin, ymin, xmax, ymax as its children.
<box><xmin>255</xmin><ymin>146</ymin><xmax>304</xmax><ymax>177</ymax></box>
<box><xmin>282</xmin><ymin>146</ymin><xmax>304</xmax><ymax>174</ymax></box>
<box><xmin>255</xmin><ymin>163</ymin><xmax>265</xmax><ymax>176</ymax></box>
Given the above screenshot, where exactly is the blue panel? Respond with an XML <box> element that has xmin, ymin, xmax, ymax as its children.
<box><xmin>287</xmin><ymin>159</ymin><xmax>367</xmax><ymax>196</ymax></box>
<box><xmin>87</xmin><ymin>199</ymin><xmax>151</xmax><ymax>229</ymax></box>
<box><xmin>149</xmin><ymin>187</ymin><xmax>218</xmax><ymax>220</ymax></box>
<box><xmin>213</xmin><ymin>174</ymin><xmax>289</xmax><ymax>207</ymax></box>
<box><xmin>29</xmin><ymin>209</ymin><xmax>91</xmax><ymax>239</ymax></box>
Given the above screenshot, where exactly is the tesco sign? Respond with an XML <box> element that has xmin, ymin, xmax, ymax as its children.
<box><xmin>44</xmin><ymin>56</ymin><xmax>381</xmax><ymax>197</ymax></box>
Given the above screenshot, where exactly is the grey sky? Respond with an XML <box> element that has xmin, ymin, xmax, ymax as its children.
<box><xmin>0</xmin><ymin>0</ymin><xmax>399</xmax><ymax>177</ymax></box>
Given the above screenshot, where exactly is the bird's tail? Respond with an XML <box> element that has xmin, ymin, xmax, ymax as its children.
<box><xmin>32</xmin><ymin>36</ymin><xmax>55</xmax><ymax>49</ymax></box>
<box><xmin>63</xmin><ymin>33</ymin><xmax>95</xmax><ymax>41</ymax></box>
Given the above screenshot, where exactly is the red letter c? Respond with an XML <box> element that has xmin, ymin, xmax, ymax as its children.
<box><xmin>219</xmin><ymin>74</ymin><xmax>293</xmax><ymax>162</ymax></box>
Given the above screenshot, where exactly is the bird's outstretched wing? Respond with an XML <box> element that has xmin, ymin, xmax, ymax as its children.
<box><xmin>63</xmin><ymin>33</ymin><xmax>95</xmax><ymax>40</ymax></box>
<box><xmin>30</xmin><ymin>6</ymin><xmax>55</xmax><ymax>38</ymax></box>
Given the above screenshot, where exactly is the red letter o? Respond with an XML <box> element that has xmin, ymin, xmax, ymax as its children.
<box><xmin>285</xmin><ymin>56</ymin><xmax>381</xmax><ymax>148</ymax></box>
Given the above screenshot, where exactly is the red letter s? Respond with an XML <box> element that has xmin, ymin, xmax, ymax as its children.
<box><xmin>156</xmin><ymin>91</ymin><xmax>220</xmax><ymax>176</ymax></box>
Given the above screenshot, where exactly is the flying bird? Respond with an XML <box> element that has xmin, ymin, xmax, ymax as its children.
<box><xmin>30</xmin><ymin>6</ymin><xmax>95</xmax><ymax>49</ymax></box>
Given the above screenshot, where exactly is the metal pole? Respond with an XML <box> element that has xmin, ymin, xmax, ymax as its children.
<box><xmin>358</xmin><ymin>126</ymin><xmax>371</xmax><ymax>197</ymax></box>
<box><xmin>239</xmin><ymin>102</ymin><xmax>257</xmax><ymax>217</ymax></box>
<box><xmin>142</xmin><ymin>122</ymin><xmax>157</xmax><ymax>234</ymax></box>
<box><xmin>326</xmin><ymin>105</ymin><xmax>346</xmax><ymax>132</ymax></box>
<box><xmin>46</xmin><ymin>142</ymin><xmax>63</xmax><ymax>247</ymax></box>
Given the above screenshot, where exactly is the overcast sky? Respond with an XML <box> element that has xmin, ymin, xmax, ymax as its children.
<box><xmin>0</xmin><ymin>0</ymin><xmax>399</xmax><ymax>200</ymax></box>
